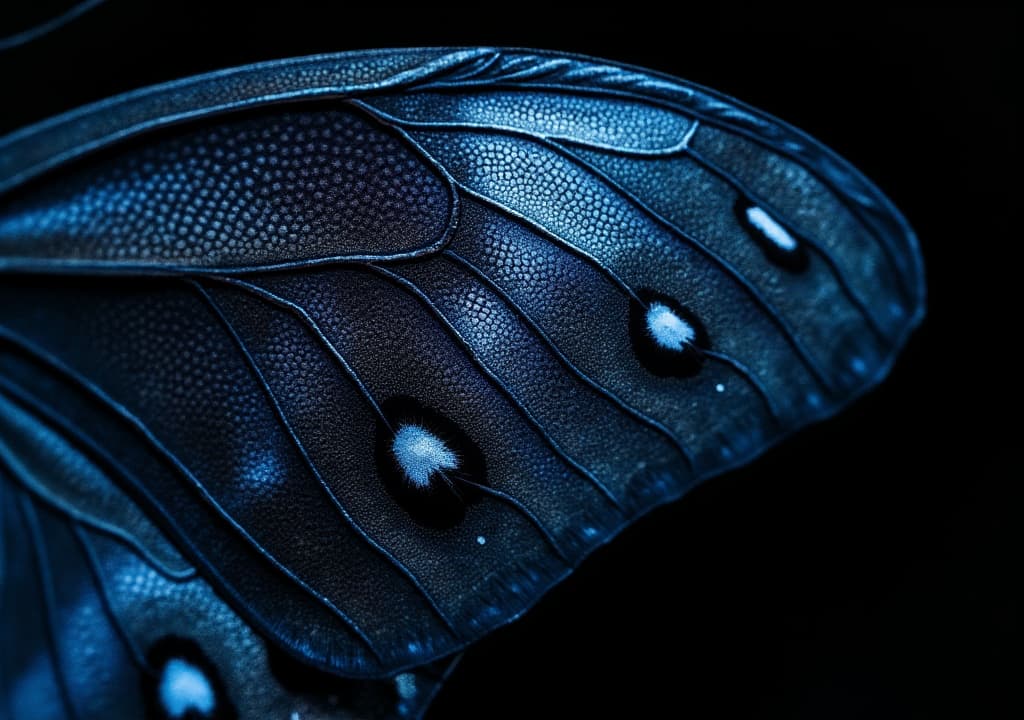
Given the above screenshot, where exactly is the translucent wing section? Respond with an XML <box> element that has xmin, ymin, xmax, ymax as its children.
<box><xmin>0</xmin><ymin>49</ymin><xmax>924</xmax><ymax>680</ymax></box>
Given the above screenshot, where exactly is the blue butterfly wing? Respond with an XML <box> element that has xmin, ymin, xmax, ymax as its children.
<box><xmin>0</xmin><ymin>47</ymin><xmax>924</xmax><ymax>692</ymax></box>
<box><xmin>0</xmin><ymin>385</ymin><xmax>455</xmax><ymax>719</ymax></box>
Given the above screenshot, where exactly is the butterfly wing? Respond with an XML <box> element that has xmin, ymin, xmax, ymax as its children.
<box><xmin>0</xmin><ymin>48</ymin><xmax>925</xmax><ymax>685</ymax></box>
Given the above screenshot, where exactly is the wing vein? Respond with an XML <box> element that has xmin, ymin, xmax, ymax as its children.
<box><xmin>702</xmin><ymin>350</ymin><xmax>782</xmax><ymax>421</ymax></box>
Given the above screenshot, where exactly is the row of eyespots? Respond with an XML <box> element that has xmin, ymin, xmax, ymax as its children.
<box><xmin>375</xmin><ymin>202</ymin><xmax>805</xmax><ymax>525</ymax></box>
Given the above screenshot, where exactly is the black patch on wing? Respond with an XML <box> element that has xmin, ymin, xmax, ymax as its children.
<box><xmin>733</xmin><ymin>198</ymin><xmax>810</xmax><ymax>273</ymax></box>
<box><xmin>628</xmin><ymin>289</ymin><xmax>710</xmax><ymax>378</ymax></box>
<box><xmin>374</xmin><ymin>395</ymin><xmax>489</xmax><ymax>530</ymax></box>
<box><xmin>144</xmin><ymin>636</ymin><xmax>237</xmax><ymax>720</ymax></box>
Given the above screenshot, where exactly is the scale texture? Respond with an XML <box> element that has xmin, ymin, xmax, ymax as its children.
<box><xmin>0</xmin><ymin>48</ymin><xmax>924</xmax><ymax>717</ymax></box>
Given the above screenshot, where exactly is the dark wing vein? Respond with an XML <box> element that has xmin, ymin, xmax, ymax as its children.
<box><xmin>701</xmin><ymin>350</ymin><xmax>782</xmax><ymax>420</ymax></box>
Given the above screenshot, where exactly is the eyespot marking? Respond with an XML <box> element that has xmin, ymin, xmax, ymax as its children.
<box><xmin>629</xmin><ymin>289</ymin><xmax>710</xmax><ymax>377</ymax></box>
<box><xmin>735</xmin><ymin>199</ymin><xmax>810</xmax><ymax>272</ymax></box>
<box><xmin>745</xmin><ymin>205</ymin><xmax>798</xmax><ymax>252</ymax></box>
<box><xmin>144</xmin><ymin>636</ymin><xmax>235</xmax><ymax>720</ymax></box>
<box><xmin>375</xmin><ymin>396</ymin><xmax>488</xmax><ymax>529</ymax></box>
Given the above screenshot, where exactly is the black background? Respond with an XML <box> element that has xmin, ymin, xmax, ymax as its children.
<box><xmin>1</xmin><ymin>4</ymin><xmax>1018</xmax><ymax>718</ymax></box>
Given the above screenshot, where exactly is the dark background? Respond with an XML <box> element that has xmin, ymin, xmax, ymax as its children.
<box><xmin>1</xmin><ymin>4</ymin><xmax>1018</xmax><ymax>718</ymax></box>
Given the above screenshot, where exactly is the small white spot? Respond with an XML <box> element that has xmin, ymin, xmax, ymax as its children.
<box><xmin>159</xmin><ymin>658</ymin><xmax>215</xmax><ymax>719</ymax></box>
<box><xmin>715</xmin><ymin>383</ymin><xmax>725</xmax><ymax>393</ymax></box>
<box><xmin>395</xmin><ymin>673</ymin><xmax>417</xmax><ymax>700</ymax></box>
<box><xmin>291</xmin><ymin>712</ymin><xmax>301</xmax><ymax>720</ymax></box>
<box><xmin>645</xmin><ymin>303</ymin><xmax>695</xmax><ymax>351</ymax></box>
<box><xmin>746</xmin><ymin>206</ymin><xmax>798</xmax><ymax>252</ymax></box>
<box><xmin>476</xmin><ymin>535</ymin><xmax>486</xmax><ymax>545</ymax></box>
<box><xmin>392</xmin><ymin>424</ymin><xmax>458</xmax><ymax>488</ymax></box>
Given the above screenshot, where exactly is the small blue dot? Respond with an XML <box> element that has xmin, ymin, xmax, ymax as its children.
<box><xmin>715</xmin><ymin>383</ymin><xmax>725</xmax><ymax>393</ymax></box>
<box><xmin>476</xmin><ymin>535</ymin><xmax>486</xmax><ymax>545</ymax></box>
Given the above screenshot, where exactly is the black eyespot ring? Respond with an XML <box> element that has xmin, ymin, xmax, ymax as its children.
<box><xmin>628</xmin><ymin>289</ymin><xmax>710</xmax><ymax>378</ymax></box>
<box><xmin>374</xmin><ymin>396</ymin><xmax>488</xmax><ymax>529</ymax></box>
<box><xmin>143</xmin><ymin>636</ymin><xmax>236</xmax><ymax>720</ymax></box>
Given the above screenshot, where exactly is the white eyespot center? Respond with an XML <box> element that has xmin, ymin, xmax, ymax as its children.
<box><xmin>715</xmin><ymin>383</ymin><xmax>725</xmax><ymax>393</ymax></box>
<box><xmin>392</xmin><ymin>424</ymin><xmax>458</xmax><ymax>488</ymax></box>
<box><xmin>645</xmin><ymin>303</ymin><xmax>695</xmax><ymax>351</ymax></box>
<box><xmin>476</xmin><ymin>535</ymin><xmax>486</xmax><ymax>545</ymax></box>
<box><xmin>746</xmin><ymin>206</ymin><xmax>798</xmax><ymax>252</ymax></box>
<box><xmin>159</xmin><ymin>658</ymin><xmax>215</xmax><ymax>719</ymax></box>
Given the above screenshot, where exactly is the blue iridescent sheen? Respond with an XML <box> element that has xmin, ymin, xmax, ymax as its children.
<box><xmin>0</xmin><ymin>48</ymin><xmax>924</xmax><ymax>718</ymax></box>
